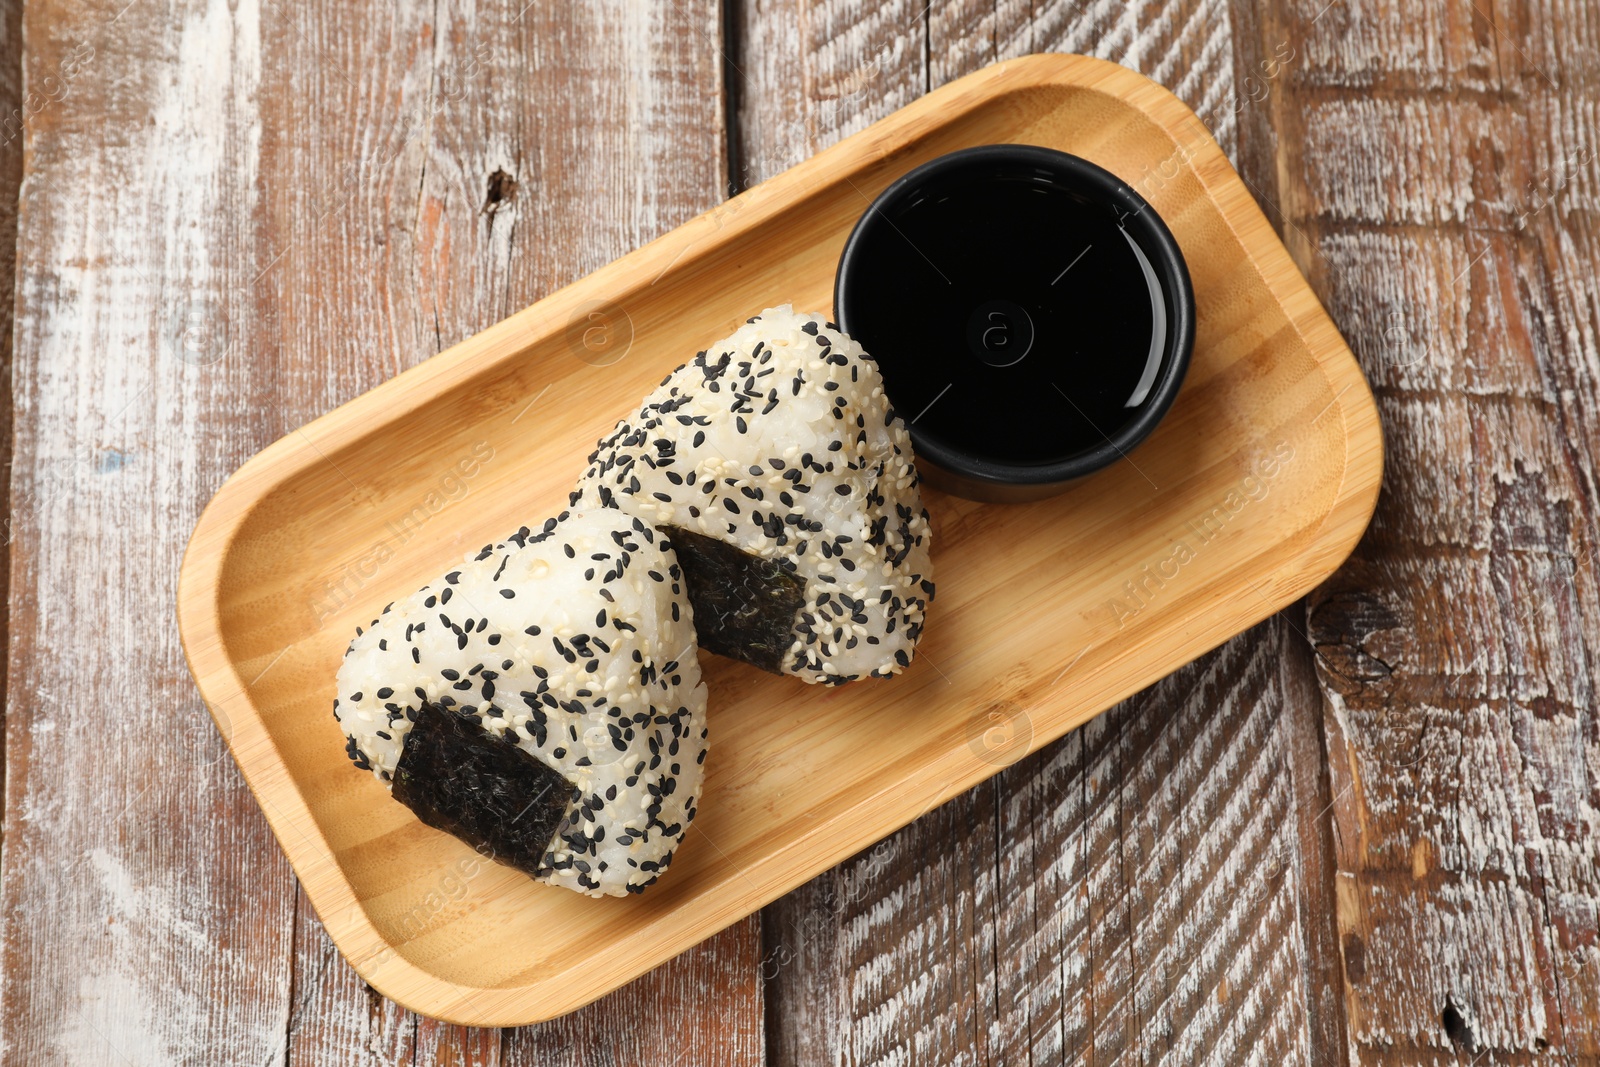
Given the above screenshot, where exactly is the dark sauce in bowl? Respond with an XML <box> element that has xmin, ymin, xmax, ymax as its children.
<box><xmin>834</xmin><ymin>144</ymin><xmax>1194</xmax><ymax>501</ymax></box>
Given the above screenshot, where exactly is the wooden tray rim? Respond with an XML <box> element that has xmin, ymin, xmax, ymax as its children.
<box><xmin>176</xmin><ymin>52</ymin><xmax>1383</xmax><ymax>1025</ymax></box>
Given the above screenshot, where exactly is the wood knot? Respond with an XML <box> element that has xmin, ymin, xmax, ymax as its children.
<box><xmin>1441</xmin><ymin>997</ymin><xmax>1478</xmax><ymax>1052</ymax></box>
<box><xmin>1307</xmin><ymin>570</ymin><xmax>1401</xmax><ymax>693</ymax></box>
<box><xmin>483</xmin><ymin>168</ymin><xmax>518</xmax><ymax>215</ymax></box>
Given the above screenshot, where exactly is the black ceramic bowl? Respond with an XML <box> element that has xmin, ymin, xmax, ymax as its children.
<box><xmin>834</xmin><ymin>144</ymin><xmax>1195</xmax><ymax>502</ymax></box>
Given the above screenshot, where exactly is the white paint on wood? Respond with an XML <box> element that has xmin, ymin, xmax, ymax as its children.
<box><xmin>1300</xmin><ymin>2</ymin><xmax>1600</xmax><ymax>1050</ymax></box>
<box><xmin>3</xmin><ymin>0</ymin><xmax>293</xmax><ymax>1062</ymax></box>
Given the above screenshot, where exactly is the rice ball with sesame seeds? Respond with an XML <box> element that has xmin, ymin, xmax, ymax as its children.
<box><xmin>333</xmin><ymin>508</ymin><xmax>709</xmax><ymax>898</ymax></box>
<box><xmin>571</xmin><ymin>305</ymin><xmax>934</xmax><ymax>685</ymax></box>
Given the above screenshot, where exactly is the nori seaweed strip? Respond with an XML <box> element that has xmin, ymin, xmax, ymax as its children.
<box><xmin>392</xmin><ymin>702</ymin><xmax>577</xmax><ymax>876</ymax></box>
<box><xmin>662</xmin><ymin>525</ymin><xmax>805</xmax><ymax>673</ymax></box>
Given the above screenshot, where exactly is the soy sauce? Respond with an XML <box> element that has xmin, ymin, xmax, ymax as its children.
<box><xmin>837</xmin><ymin>169</ymin><xmax>1171</xmax><ymax>466</ymax></box>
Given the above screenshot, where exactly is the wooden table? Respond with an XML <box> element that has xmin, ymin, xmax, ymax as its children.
<box><xmin>3</xmin><ymin>1</ymin><xmax>1595</xmax><ymax>1063</ymax></box>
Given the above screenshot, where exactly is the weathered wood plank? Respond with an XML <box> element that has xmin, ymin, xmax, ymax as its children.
<box><xmin>737</xmin><ymin>4</ymin><xmax>1348</xmax><ymax>1064</ymax></box>
<box><xmin>731</xmin><ymin>0</ymin><xmax>927</xmax><ymax>194</ymax></box>
<box><xmin>0</xmin><ymin>1</ymin><xmax>299</xmax><ymax>1063</ymax></box>
<box><xmin>0</xmin><ymin>0</ymin><xmax>759</xmax><ymax>1062</ymax></box>
<box><xmin>1276</xmin><ymin>0</ymin><xmax>1600</xmax><ymax>1061</ymax></box>
<box><xmin>0</xmin><ymin>0</ymin><xmax>21</xmax><ymax>823</ymax></box>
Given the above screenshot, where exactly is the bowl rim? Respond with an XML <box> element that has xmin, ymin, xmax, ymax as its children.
<box><xmin>833</xmin><ymin>142</ymin><xmax>1197</xmax><ymax>491</ymax></box>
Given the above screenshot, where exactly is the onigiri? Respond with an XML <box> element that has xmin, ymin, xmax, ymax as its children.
<box><xmin>334</xmin><ymin>508</ymin><xmax>708</xmax><ymax>897</ymax></box>
<box><xmin>572</xmin><ymin>305</ymin><xmax>934</xmax><ymax>684</ymax></box>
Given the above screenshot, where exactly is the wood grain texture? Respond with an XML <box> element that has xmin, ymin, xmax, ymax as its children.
<box><xmin>0</xmin><ymin>0</ymin><xmax>758</xmax><ymax>1063</ymax></box>
<box><xmin>1</xmin><ymin>2</ymin><xmax>299</xmax><ymax>1063</ymax></box>
<box><xmin>1275</xmin><ymin>0</ymin><xmax>1600</xmax><ymax>1061</ymax></box>
<box><xmin>736</xmin><ymin>4</ymin><xmax>1357</xmax><ymax>1065</ymax></box>
<box><xmin>0</xmin><ymin>0</ymin><xmax>20</xmax><ymax>831</ymax></box>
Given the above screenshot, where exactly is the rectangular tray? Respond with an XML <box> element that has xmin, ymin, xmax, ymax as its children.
<box><xmin>178</xmin><ymin>54</ymin><xmax>1382</xmax><ymax>1026</ymax></box>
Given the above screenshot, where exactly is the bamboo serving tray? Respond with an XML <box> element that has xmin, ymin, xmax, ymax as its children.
<box><xmin>178</xmin><ymin>54</ymin><xmax>1382</xmax><ymax>1025</ymax></box>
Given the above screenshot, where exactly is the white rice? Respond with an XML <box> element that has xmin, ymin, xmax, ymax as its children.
<box><xmin>572</xmin><ymin>305</ymin><xmax>934</xmax><ymax>684</ymax></box>
<box><xmin>334</xmin><ymin>508</ymin><xmax>708</xmax><ymax>897</ymax></box>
